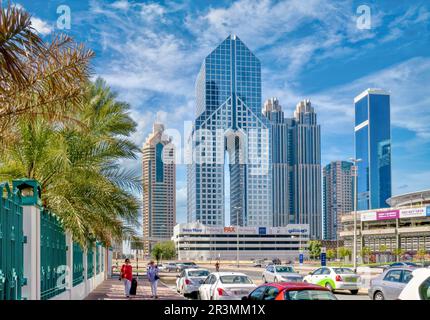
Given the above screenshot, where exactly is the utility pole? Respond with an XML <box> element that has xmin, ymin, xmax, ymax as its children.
<box><xmin>350</xmin><ymin>158</ymin><xmax>362</xmax><ymax>272</ymax></box>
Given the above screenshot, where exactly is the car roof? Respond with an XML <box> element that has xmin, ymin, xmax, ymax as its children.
<box><xmin>186</xmin><ymin>268</ymin><xmax>209</xmax><ymax>272</ymax></box>
<box><xmin>212</xmin><ymin>272</ymin><xmax>248</xmax><ymax>276</ymax></box>
<box><xmin>263</xmin><ymin>282</ymin><xmax>330</xmax><ymax>291</ymax></box>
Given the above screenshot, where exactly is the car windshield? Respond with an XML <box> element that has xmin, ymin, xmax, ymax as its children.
<box><xmin>183</xmin><ymin>262</ymin><xmax>196</xmax><ymax>266</ymax></box>
<box><xmin>220</xmin><ymin>275</ymin><xmax>253</xmax><ymax>284</ymax></box>
<box><xmin>188</xmin><ymin>270</ymin><xmax>209</xmax><ymax>277</ymax></box>
<box><xmin>405</xmin><ymin>262</ymin><xmax>418</xmax><ymax>267</ymax></box>
<box><xmin>286</xmin><ymin>290</ymin><xmax>337</xmax><ymax>300</ymax></box>
<box><xmin>275</xmin><ymin>266</ymin><xmax>295</xmax><ymax>273</ymax></box>
<box><xmin>333</xmin><ymin>268</ymin><xmax>355</xmax><ymax>274</ymax></box>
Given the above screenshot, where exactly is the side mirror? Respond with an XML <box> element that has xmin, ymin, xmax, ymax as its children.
<box><xmin>308</xmin><ymin>272</ymin><xmax>313</xmax><ymax>275</ymax></box>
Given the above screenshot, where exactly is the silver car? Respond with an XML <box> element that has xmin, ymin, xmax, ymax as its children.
<box><xmin>262</xmin><ymin>265</ymin><xmax>303</xmax><ymax>283</ymax></box>
<box><xmin>368</xmin><ymin>267</ymin><xmax>415</xmax><ymax>300</ymax></box>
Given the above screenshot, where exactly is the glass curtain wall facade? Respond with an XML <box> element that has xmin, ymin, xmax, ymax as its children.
<box><xmin>263</xmin><ymin>98</ymin><xmax>291</xmax><ymax>227</ymax></box>
<box><xmin>354</xmin><ymin>89</ymin><xmax>392</xmax><ymax>211</ymax></box>
<box><xmin>323</xmin><ymin>161</ymin><xmax>354</xmax><ymax>240</ymax></box>
<box><xmin>187</xmin><ymin>35</ymin><xmax>272</xmax><ymax>227</ymax></box>
<box><xmin>142</xmin><ymin>123</ymin><xmax>176</xmax><ymax>255</ymax></box>
<box><xmin>291</xmin><ymin>100</ymin><xmax>322</xmax><ymax>239</ymax></box>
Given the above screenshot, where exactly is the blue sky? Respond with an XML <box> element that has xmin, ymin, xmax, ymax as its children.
<box><xmin>18</xmin><ymin>0</ymin><xmax>430</xmax><ymax>224</ymax></box>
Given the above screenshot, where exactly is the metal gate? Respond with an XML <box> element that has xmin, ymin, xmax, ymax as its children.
<box><xmin>0</xmin><ymin>182</ymin><xmax>24</xmax><ymax>300</ymax></box>
<box><xmin>40</xmin><ymin>209</ymin><xmax>67</xmax><ymax>300</ymax></box>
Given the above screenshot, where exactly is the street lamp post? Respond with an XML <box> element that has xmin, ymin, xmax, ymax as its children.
<box><xmin>233</xmin><ymin>206</ymin><xmax>242</xmax><ymax>268</ymax></box>
<box><xmin>350</xmin><ymin>158</ymin><xmax>362</xmax><ymax>272</ymax></box>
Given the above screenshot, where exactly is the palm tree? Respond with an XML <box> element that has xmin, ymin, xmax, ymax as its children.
<box><xmin>0</xmin><ymin>4</ymin><xmax>94</xmax><ymax>141</ymax></box>
<box><xmin>0</xmin><ymin>79</ymin><xmax>141</xmax><ymax>246</ymax></box>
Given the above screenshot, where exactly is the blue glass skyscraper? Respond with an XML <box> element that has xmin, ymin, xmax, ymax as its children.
<box><xmin>354</xmin><ymin>89</ymin><xmax>392</xmax><ymax>210</ymax></box>
<box><xmin>187</xmin><ymin>35</ymin><xmax>272</xmax><ymax>227</ymax></box>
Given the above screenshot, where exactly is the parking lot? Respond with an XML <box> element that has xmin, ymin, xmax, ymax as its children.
<box><xmin>159</xmin><ymin>262</ymin><xmax>377</xmax><ymax>301</ymax></box>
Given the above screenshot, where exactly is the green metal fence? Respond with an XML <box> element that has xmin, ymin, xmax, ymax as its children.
<box><xmin>96</xmin><ymin>243</ymin><xmax>101</xmax><ymax>275</ymax></box>
<box><xmin>72</xmin><ymin>242</ymin><xmax>84</xmax><ymax>286</ymax></box>
<box><xmin>40</xmin><ymin>209</ymin><xmax>67</xmax><ymax>300</ymax></box>
<box><xmin>87</xmin><ymin>245</ymin><xmax>94</xmax><ymax>279</ymax></box>
<box><xmin>0</xmin><ymin>183</ymin><xmax>24</xmax><ymax>300</ymax></box>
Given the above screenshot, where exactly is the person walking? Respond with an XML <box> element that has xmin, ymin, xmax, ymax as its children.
<box><xmin>147</xmin><ymin>261</ymin><xmax>159</xmax><ymax>299</ymax></box>
<box><xmin>120</xmin><ymin>258</ymin><xmax>133</xmax><ymax>298</ymax></box>
<box><xmin>215</xmin><ymin>261</ymin><xmax>220</xmax><ymax>272</ymax></box>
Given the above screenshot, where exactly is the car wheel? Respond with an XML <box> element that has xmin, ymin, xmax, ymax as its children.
<box><xmin>350</xmin><ymin>289</ymin><xmax>359</xmax><ymax>295</ymax></box>
<box><xmin>373</xmin><ymin>291</ymin><xmax>384</xmax><ymax>300</ymax></box>
<box><xmin>325</xmin><ymin>282</ymin><xmax>333</xmax><ymax>292</ymax></box>
<box><xmin>197</xmin><ymin>292</ymin><xmax>201</xmax><ymax>300</ymax></box>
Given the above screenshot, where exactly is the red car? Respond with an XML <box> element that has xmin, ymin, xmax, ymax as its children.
<box><xmin>244</xmin><ymin>282</ymin><xmax>338</xmax><ymax>300</ymax></box>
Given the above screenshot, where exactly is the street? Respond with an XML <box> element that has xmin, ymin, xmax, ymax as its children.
<box><xmin>160</xmin><ymin>263</ymin><xmax>374</xmax><ymax>301</ymax></box>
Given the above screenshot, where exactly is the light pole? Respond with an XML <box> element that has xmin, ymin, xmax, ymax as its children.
<box><xmin>350</xmin><ymin>158</ymin><xmax>362</xmax><ymax>272</ymax></box>
<box><xmin>233</xmin><ymin>206</ymin><xmax>242</xmax><ymax>268</ymax></box>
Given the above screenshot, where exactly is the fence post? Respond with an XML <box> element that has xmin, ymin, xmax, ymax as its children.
<box><xmin>13</xmin><ymin>179</ymin><xmax>42</xmax><ymax>300</ymax></box>
<box><xmin>65</xmin><ymin>233</ymin><xmax>73</xmax><ymax>299</ymax></box>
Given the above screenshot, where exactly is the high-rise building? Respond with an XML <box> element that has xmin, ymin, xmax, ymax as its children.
<box><xmin>291</xmin><ymin>100</ymin><xmax>322</xmax><ymax>239</ymax></box>
<box><xmin>187</xmin><ymin>35</ymin><xmax>272</xmax><ymax>227</ymax></box>
<box><xmin>263</xmin><ymin>98</ymin><xmax>292</xmax><ymax>226</ymax></box>
<box><xmin>323</xmin><ymin>161</ymin><xmax>354</xmax><ymax>240</ymax></box>
<box><xmin>142</xmin><ymin>123</ymin><xmax>176</xmax><ymax>255</ymax></box>
<box><xmin>354</xmin><ymin>89</ymin><xmax>392</xmax><ymax>211</ymax></box>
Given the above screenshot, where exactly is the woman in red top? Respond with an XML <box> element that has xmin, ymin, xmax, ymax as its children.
<box><xmin>120</xmin><ymin>258</ymin><xmax>133</xmax><ymax>298</ymax></box>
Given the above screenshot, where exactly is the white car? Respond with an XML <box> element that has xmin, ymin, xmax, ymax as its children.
<box><xmin>198</xmin><ymin>272</ymin><xmax>257</xmax><ymax>300</ymax></box>
<box><xmin>398</xmin><ymin>268</ymin><xmax>430</xmax><ymax>300</ymax></box>
<box><xmin>157</xmin><ymin>264</ymin><xmax>167</xmax><ymax>272</ymax></box>
<box><xmin>262</xmin><ymin>265</ymin><xmax>303</xmax><ymax>283</ymax></box>
<box><xmin>176</xmin><ymin>268</ymin><xmax>210</xmax><ymax>297</ymax></box>
<box><xmin>303</xmin><ymin>267</ymin><xmax>361</xmax><ymax>294</ymax></box>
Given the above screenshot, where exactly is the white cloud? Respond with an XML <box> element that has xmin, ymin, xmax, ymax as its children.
<box><xmin>111</xmin><ymin>0</ymin><xmax>130</xmax><ymax>11</ymax></box>
<box><xmin>30</xmin><ymin>17</ymin><xmax>52</xmax><ymax>35</ymax></box>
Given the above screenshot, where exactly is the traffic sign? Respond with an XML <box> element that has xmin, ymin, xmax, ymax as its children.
<box><xmin>299</xmin><ymin>253</ymin><xmax>304</xmax><ymax>265</ymax></box>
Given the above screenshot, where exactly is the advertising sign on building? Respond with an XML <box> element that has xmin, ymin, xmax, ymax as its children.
<box><xmin>376</xmin><ymin>210</ymin><xmax>400</xmax><ymax>220</ymax></box>
<box><xmin>427</xmin><ymin>206</ymin><xmax>430</xmax><ymax>217</ymax></box>
<box><xmin>361</xmin><ymin>211</ymin><xmax>377</xmax><ymax>221</ymax></box>
<box><xmin>399</xmin><ymin>207</ymin><xmax>426</xmax><ymax>219</ymax></box>
<box><xmin>223</xmin><ymin>226</ymin><xmax>236</xmax><ymax>233</ymax></box>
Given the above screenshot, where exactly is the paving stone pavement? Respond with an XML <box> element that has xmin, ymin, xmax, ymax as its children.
<box><xmin>85</xmin><ymin>277</ymin><xmax>185</xmax><ymax>300</ymax></box>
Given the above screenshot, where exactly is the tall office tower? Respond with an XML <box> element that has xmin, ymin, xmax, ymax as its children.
<box><xmin>142</xmin><ymin>123</ymin><xmax>176</xmax><ymax>255</ymax></box>
<box><xmin>263</xmin><ymin>97</ymin><xmax>291</xmax><ymax>226</ymax></box>
<box><xmin>291</xmin><ymin>100</ymin><xmax>322</xmax><ymax>239</ymax></box>
<box><xmin>354</xmin><ymin>89</ymin><xmax>392</xmax><ymax>210</ymax></box>
<box><xmin>323</xmin><ymin>161</ymin><xmax>354</xmax><ymax>240</ymax></box>
<box><xmin>187</xmin><ymin>35</ymin><xmax>272</xmax><ymax>227</ymax></box>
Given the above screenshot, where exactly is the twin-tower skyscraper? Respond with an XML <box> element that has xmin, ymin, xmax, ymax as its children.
<box><xmin>187</xmin><ymin>35</ymin><xmax>321</xmax><ymax>239</ymax></box>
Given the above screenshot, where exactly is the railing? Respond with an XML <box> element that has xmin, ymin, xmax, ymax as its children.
<box><xmin>40</xmin><ymin>209</ymin><xmax>67</xmax><ymax>300</ymax></box>
<box><xmin>87</xmin><ymin>245</ymin><xmax>94</xmax><ymax>279</ymax></box>
<box><xmin>0</xmin><ymin>183</ymin><xmax>24</xmax><ymax>300</ymax></box>
<box><xmin>73</xmin><ymin>242</ymin><xmax>84</xmax><ymax>287</ymax></box>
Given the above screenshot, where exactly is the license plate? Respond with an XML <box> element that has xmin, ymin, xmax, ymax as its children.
<box><xmin>346</xmin><ymin>277</ymin><xmax>357</xmax><ymax>282</ymax></box>
<box><xmin>234</xmin><ymin>290</ymin><xmax>248</xmax><ymax>295</ymax></box>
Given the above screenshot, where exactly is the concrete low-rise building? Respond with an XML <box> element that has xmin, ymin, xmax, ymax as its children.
<box><xmin>339</xmin><ymin>190</ymin><xmax>430</xmax><ymax>261</ymax></box>
<box><xmin>172</xmin><ymin>222</ymin><xmax>309</xmax><ymax>261</ymax></box>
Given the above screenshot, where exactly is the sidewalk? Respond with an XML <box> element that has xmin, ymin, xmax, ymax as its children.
<box><xmin>85</xmin><ymin>277</ymin><xmax>185</xmax><ymax>300</ymax></box>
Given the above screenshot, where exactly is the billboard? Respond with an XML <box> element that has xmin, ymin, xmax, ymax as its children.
<box><xmin>399</xmin><ymin>207</ymin><xmax>426</xmax><ymax>219</ymax></box>
<box><xmin>361</xmin><ymin>211</ymin><xmax>377</xmax><ymax>221</ymax></box>
<box><xmin>376</xmin><ymin>210</ymin><xmax>400</xmax><ymax>220</ymax></box>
